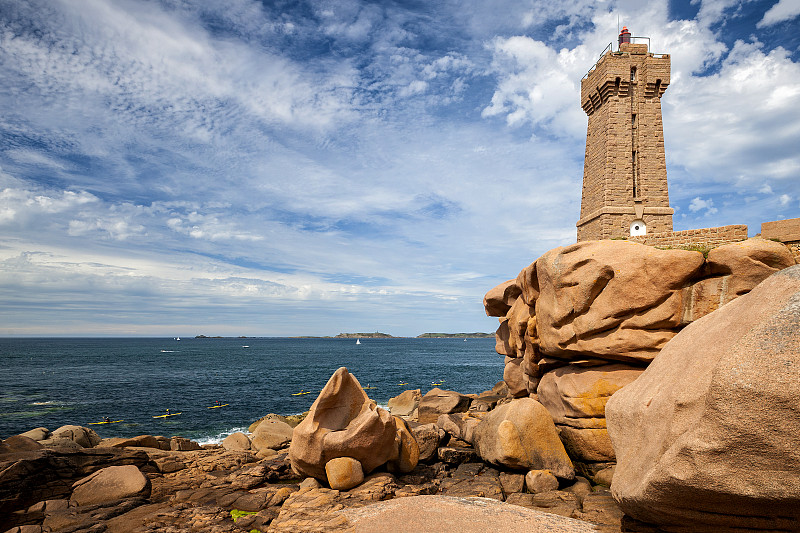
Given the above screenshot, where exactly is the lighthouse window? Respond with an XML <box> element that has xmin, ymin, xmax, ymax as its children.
<box><xmin>631</xmin><ymin>67</ymin><xmax>637</xmax><ymax>82</ymax></box>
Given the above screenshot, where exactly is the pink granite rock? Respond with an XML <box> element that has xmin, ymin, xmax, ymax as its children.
<box><xmin>289</xmin><ymin>367</ymin><xmax>397</xmax><ymax>481</ymax></box>
<box><xmin>607</xmin><ymin>265</ymin><xmax>800</xmax><ymax>531</ymax></box>
<box><xmin>70</xmin><ymin>465</ymin><xmax>150</xmax><ymax>506</ymax></box>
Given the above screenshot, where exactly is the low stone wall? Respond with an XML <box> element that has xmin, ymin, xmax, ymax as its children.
<box><xmin>762</xmin><ymin>217</ymin><xmax>800</xmax><ymax>241</ymax></box>
<box><xmin>761</xmin><ymin>217</ymin><xmax>800</xmax><ymax>261</ymax></box>
<box><xmin>628</xmin><ymin>224</ymin><xmax>748</xmax><ymax>249</ymax></box>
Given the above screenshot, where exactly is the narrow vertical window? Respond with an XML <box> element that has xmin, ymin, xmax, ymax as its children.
<box><xmin>632</xmin><ymin>151</ymin><xmax>637</xmax><ymax>197</ymax></box>
<box><xmin>630</xmin><ymin>67</ymin><xmax>637</xmax><ymax>82</ymax></box>
<box><xmin>632</xmin><ymin>113</ymin><xmax>636</xmax><ymax>126</ymax></box>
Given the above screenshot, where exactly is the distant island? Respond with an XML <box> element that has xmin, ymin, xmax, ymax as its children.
<box><xmin>194</xmin><ymin>332</ymin><xmax>493</xmax><ymax>339</ymax></box>
<box><xmin>194</xmin><ymin>335</ymin><xmax>251</xmax><ymax>339</ymax></box>
<box><xmin>334</xmin><ymin>332</ymin><xmax>394</xmax><ymax>339</ymax></box>
<box><xmin>416</xmin><ymin>333</ymin><xmax>494</xmax><ymax>338</ymax></box>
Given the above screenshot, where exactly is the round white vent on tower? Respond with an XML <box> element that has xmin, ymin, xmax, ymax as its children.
<box><xmin>630</xmin><ymin>219</ymin><xmax>647</xmax><ymax>236</ymax></box>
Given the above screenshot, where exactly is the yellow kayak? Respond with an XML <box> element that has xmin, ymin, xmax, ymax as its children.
<box><xmin>398</xmin><ymin>382</ymin><xmax>409</xmax><ymax>386</ymax></box>
<box><xmin>88</xmin><ymin>419</ymin><xmax>124</xmax><ymax>425</ymax></box>
<box><xmin>153</xmin><ymin>412</ymin><xmax>182</xmax><ymax>418</ymax></box>
<box><xmin>291</xmin><ymin>390</ymin><xmax>312</xmax><ymax>396</ymax></box>
<box><xmin>208</xmin><ymin>404</ymin><xmax>229</xmax><ymax>409</ymax></box>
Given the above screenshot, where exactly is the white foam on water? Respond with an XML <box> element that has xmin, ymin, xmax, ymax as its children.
<box><xmin>195</xmin><ymin>426</ymin><xmax>250</xmax><ymax>446</ymax></box>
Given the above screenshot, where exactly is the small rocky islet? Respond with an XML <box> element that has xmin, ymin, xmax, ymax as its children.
<box><xmin>2</xmin><ymin>238</ymin><xmax>800</xmax><ymax>533</ymax></box>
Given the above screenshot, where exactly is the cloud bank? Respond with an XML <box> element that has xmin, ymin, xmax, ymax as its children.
<box><xmin>0</xmin><ymin>0</ymin><xmax>798</xmax><ymax>336</ymax></box>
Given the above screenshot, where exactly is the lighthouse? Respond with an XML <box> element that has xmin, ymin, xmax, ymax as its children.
<box><xmin>576</xmin><ymin>28</ymin><xmax>674</xmax><ymax>241</ymax></box>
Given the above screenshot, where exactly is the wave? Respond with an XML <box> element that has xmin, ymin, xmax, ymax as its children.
<box><xmin>194</xmin><ymin>426</ymin><xmax>250</xmax><ymax>446</ymax></box>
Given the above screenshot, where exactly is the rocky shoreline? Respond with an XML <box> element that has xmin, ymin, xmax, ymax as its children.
<box><xmin>1</xmin><ymin>375</ymin><xmax>627</xmax><ymax>533</ymax></box>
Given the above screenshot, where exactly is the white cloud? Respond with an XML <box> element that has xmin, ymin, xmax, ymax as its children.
<box><xmin>694</xmin><ymin>0</ymin><xmax>745</xmax><ymax>28</ymax></box>
<box><xmin>689</xmin><ymin>196</ymin><xmax>718</xmax><ymax>215</ymax></box>
<box><xmin>664</xmin><ymin>40</ymin><xmax>800</xmax><ymax>185</ymax></box>
<box><xmin>759</xmin><ymin>184</ymin><xmax>774</xmax><ymax>194</ymax></box>
<box><xmin>757</xmin><ymin>0</ymin><xmax>800</xmax><ymax>27</ymax></box>
<box><xmin>165</xmin><ymin>211</ymin><xmax>264</xmax><ymax>242</ymax></box>
<box><xmin>780</xmin><ymin>194</ymin><xmax>791</xmax><ymax>205</ymax></box>
<box><xmin>0</xmin><ymin>0</ymin><xmax>358</xmax><ymax>140</ymax></box>
<box><xmin>0</xmin><ymin>186</ymin><xmax>98</xmax><ymax>223</ymax></box>
<box><xmin>398</xmin><ymin>80</ymin><xmax>428</xmax><ymax>97</ymax></box>
<box><xmin>481</xmin><ymin>35</ymin><xmax>587</xmax><ymax>138</ymax></box>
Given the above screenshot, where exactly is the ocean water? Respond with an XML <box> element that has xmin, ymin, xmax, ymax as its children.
<box><xmin>0</xmin><ymin>337</ymin><xmax>501</xmax><ymax>443</ymax></box>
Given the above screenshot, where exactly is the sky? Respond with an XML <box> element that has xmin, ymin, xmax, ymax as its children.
<box><xmin>1</xmin><ymin>0</ymin><xmax>799</xmax><ymax>337</ymax></box>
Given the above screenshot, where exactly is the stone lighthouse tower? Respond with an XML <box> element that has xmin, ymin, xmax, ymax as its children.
<box><xmin>576</xmin><ymin>28</ymin><xmax>674</xmax><ymax>241</ymax></box>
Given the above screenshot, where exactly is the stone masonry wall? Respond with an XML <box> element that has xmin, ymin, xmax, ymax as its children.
<box><xmin>761</xmin><ymin>217</ymin><xmax>800</xmax><ymax>261</ymax></box>
<box><xmin>628</xmin><ymin>225</ymin><xmax>748</xmax><ymax>248</ymax></box>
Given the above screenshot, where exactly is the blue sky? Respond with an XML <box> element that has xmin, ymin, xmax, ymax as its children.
<box><xmin>1</xmin><ymin>0</ymin><xmax>799</xmax><ymax>336</ymax></box>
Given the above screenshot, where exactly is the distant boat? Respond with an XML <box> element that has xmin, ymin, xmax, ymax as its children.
<box><xmin>176</xmin><ymin>337</ymin><xmax>180</xmax><ymax>341</ymax></box>
<box><xmin>356</xmin><ymin>339</ymin><xmax>361</xmax><ymax>345</ymax></box>
<box><xmin>88</xmin><ymin>419</ymin><xmax>124</xmax><ymax>425</ymax></box>
<box><xmin>153</xmin><ymin>412</ymin><xmax>182</xmax><ymax>419</ymax></box>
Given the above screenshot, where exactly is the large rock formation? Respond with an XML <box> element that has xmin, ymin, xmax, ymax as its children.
<box><xmin>387</xmin><ymin>389</ymin><xmax>421</xmax><ymax>418</ymax></box>
<box><xmin>682</xmin><ymin>238</ymin><xmax>796</xmax><ymax>321</ymax></box>
<box><xmin>534</xmin><ymin>241</ymin><xmax>704</xmax><ymax>364</ymax></box>
<box><xmin>70</xmin><ymin>465</ymin><xmax>151</xmax><ymax>506</ymax></box>
<box><xmin>50</xmin><ymin>425</ymin><xmax>102</xmax><ymax>448</ymax></box>
<box><xmin>605</xmin><ymin>265</ymin><xmax>800</xmax><ymax>531</ymax></box>
<box><xmin>251</xmin><ymin>419</ymin><xmax>293</xmax><ymax>451</ymax></box>
<box><xmin>484</xmin><ymin>238</ymin><xmax>796</xmax><ymax>465</ymax></box>
<box><xmin>417</xmin><ymin>388</ymin><xmax>472</xmax><ymax>424</ymax></box>
<box><xmin>472</xmin><ymin>398</ymin><xmax>574</xmax><ymax>480</ymax></box>
<box><xmin>288</xmin><ymin>367</ymin><xmax>401</xmax><ymax>482</ymax></box>
<box><xmin>537</xmin><ymin>364</ymin><xmax>643</xmax><ymax>462</ymax></box>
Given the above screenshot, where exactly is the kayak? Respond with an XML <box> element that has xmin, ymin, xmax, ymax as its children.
<box><xmin>291</xmin><ymin>391</ymin><xmax>312</xmax><ymax>396</ymax></box>
<box><xmin>208</xmin><ymin>404</ymin><xmax>229</xmax><ymax>409</ymax></box>
<box><xmin>153</xmin><ymin>412</ymin><xmax>182</xmax><ymax>418</ymax></box>
<box><xmin>88</xmin><ymin>419</ymin><xmax>124</xmax><ymax>425</ymax></box>
<box><xmin>398</xmin><ymin>382</ymin><xmax>408</xmax><ymax>386</ymax></box>
<box><xmin>363</xmin><ymin>386</ymin><xmax>377</xmax><ymax>390</ymax></box>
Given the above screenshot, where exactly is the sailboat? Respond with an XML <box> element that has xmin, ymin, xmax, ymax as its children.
<box><xmin>356</xmin><ymin>338</ymin><xmax>361</xmax><ymax>345</ymax></box>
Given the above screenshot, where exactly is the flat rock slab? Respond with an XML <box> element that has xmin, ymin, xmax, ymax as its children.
<box><xmin>342</xmin><ymin>495</ymin><xmax>598</xmax><ymax>532</ymax></box>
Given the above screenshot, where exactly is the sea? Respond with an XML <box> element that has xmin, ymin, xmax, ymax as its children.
<box><xmin>0</xmin><ymin>337</ymin><xmax>501</xmax><ymax>443</ymax></box>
